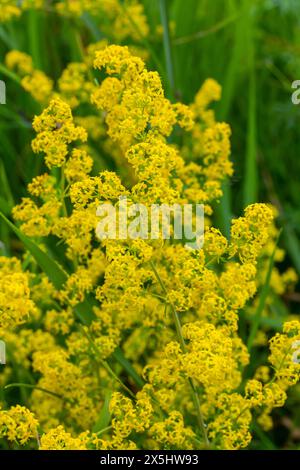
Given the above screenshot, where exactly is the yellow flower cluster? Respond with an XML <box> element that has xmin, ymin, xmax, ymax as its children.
<box><xmin>5</xmin><ymin>50</ymin><xmax>53</xmax><ymax>104</ymax></box>
<box><xmin>55</xmin><ymin>0</ymin><xmax>150</xmax><ymax>42</ymax></box>
<box><xmin>208</xmin><ymin>393</ymin><xmax>252</xmax><ymax>450</ymax></box>
<box><xmin>12</xmin><ymin>173</ymin><xmax>61</xmax><ymax>237</ymax></box>
<box><xmin>58</xmin><ymin>63</ymin><xmax>96</xmax><ymax>109</ymax></box>
<box><xmin>0</xmin><ymin>406</ymin><xmax>38</xmax><ymax>445</ymax></box>
<box><xmin>31</xmin><ymin>348</ymin><xmax>98</xmax><ymax>430</ymax></box>
<box><xmin>32</xmin><ymin>98</ymin><xmax>87</xmax><ymax>168</ymax></box>
<box><xmin>230</xmin><ymin>203</ymin><xmax>274</xmax><ymax>262</ymax></box>
<box><xmin>269</xmin><ymin>321</ymin><xmax>300</xmax><ymax>387</ymax></box>
<box><xmin>0</xmin><ymin>257</ymin><xmax>36</xmax><ymax>330</ymax></box>
<box><xmin>181</xmin><ymin>78</ymin><xmax>233</xmax><ymax>206</ymax></box>
<box><xmin>39</xmin><ymin>425</ymin><xmax>87</xmax><ymax>450</ymax></box>
<box><xmin>0</xmin><ymin>1</ymin><xmax>21</xmax><ymax>22</ymax></box>
<box><xmin>1</xmin><ymin>0</ymin><xmax>149</xmax><ymax>47</ymax></box>
<box><xmin>109</xmin><ymin>390</ymin><xmax>153</xmax><ymax>438</ymax></box>
<box><xmin>1</xmin><ymin>44</ymin><xmax>299</xmax><ymax>453</ymax></box>
<box><xmin>150</xmin><ymin>411</ymin><xmax>195</xmax><ymax>449</ymax></box>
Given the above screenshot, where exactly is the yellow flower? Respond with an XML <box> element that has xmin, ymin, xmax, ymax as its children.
<box><xmin>39</xmin><ymin>426</ymin><xmax>88</xmax><ymax>450</ymax></box>
<box><xmin>0</xmin><ymin>406</ymin><xmax>38</xmax><ymax>445</ymax></box>
<box><xmin>0</xmin><ymin>257</ymin><xmax>36</xmax><ymax>329</ymax></box>
<box><xmin>32</xmin><ymin>98</ymin><xmax>87</xmax><ymax>168</ymax></box>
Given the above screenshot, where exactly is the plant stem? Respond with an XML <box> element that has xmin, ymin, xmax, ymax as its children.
<box><xmin>95</xmin><ymin>425</ymin><xmax>113</xmax><ymax>437</ymax></box>
<box><xmin>150</xmin><ymin>260</ymin><xmax>210</xmax><ymax>447</ymax></box>
<box><xmin>4</xmin><ymin>383</ymin><xmax>64</xmax><ymax>401</ymax></box>
<box><xmin>80</xmin><ymin>326</ymin><xmax>136</xmax><ymax>400</ymax></box>
<box><xmin>0</xmin><ymin>64</ymin><xmax>21</xmax><ymax>85</ymax></box>
<box><xmin>173</xmin><ymin>13</ymin><xmax>238</xmax><ymax>45</ymax></box>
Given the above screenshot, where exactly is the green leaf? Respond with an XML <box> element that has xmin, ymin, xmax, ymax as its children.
<box><xmin>92</xmin><ymin>391</ymin><xmax>112</xmax><ymax>433</ymax></box>
<box><xmin>113</xmin><ymin>347</ymin><xmax>145</xmax><ymax>388</ymax></box>
<box><xmin>74</xmin><ymin>299</ymin><xmax>96</xmax><ymax>326</ymax></box>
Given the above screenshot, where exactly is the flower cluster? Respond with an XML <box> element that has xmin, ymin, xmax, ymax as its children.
<box><xmin>0</xmin><ymin>257</ymin><xmax>36</xmax><ymax>330</ymax></box>
<box><xmin>0</xmin><ymin>42</ymin><xmax>299</xmax><ymax>453</ymax></box>
<box><xmin>0</xmin><ymin>406</ymin><xmax>38</xmax><ymax>445</ymax></box>
<box><xmin>31</xmin><ymin>97</ymin><xmax>88</xmax><ymax>168</ymax></box>
<box><xmin>5</xmin><ymin>50</ymin><xmax>53</xmax><ymax>104</ymax></box>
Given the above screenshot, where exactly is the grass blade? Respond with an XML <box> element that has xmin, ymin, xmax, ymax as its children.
<box><xmin>113</xmin><ymin>347</ymin><xmax>145</xmax><ymax>388</ymax></box>
<box><xmin>28</xmin><ymin>10</ymin><xmax>43</xmax><ymax>69</ymax></box>
<box><xmin>92</xmin><ymin>391</ymin><xmax>112</xmax><ymax>433</ymax></box>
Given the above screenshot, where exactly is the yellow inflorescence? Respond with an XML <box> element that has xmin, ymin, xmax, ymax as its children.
<box><xmin>0</xmin><ymin>257</ymin><xmax>36</xmax><ymax>330</ymax></box>
<box><xmin>0</xmin><ymin>42</ymin><xmax>299</xmax><ymax>452</ymax></box>
<box><xmin>0</xmin><ymin>1</ymin><xmax>21</xmax><ymax>22</ymax></box>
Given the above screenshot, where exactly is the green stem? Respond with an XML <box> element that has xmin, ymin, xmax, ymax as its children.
<box><xmin>173</xmin><ymin>13</ymin><xmax>239</xmax><ymax>45</ymax></box>
<box><xmin>80</xmin><ymin>326</ymin><xmax>136</xmax><ymax>400</ymax></box>
<box><xmin>94</xmin><ymin>425</ymin><xmax>113</xmax><ymax>437</ymax></box>
<box><xmin>4</xmin><ymin>383</ymin><xmax>64</xmax><ymax>401</ymax></box>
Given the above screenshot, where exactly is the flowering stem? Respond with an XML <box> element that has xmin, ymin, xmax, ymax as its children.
<box><xmin>80</xmin><ymin>326</ymin><xmax>136</xmax><ymax>400</ymax></box>
<box><xmin>150</xmin><ymin>260</ymin><xmax>210</xmax><ymax>448</ymax></box>
<box><xmin>267</xmin><ymin>343</ymin><xmax>293</xmax><ymax>388</ymax></box>
<box><xmin>0</xmin><ymin>63</ymin><xmax>20</xmax><ymax>85</ymax></box>
<box><xmin>95</xmin><ymin>425</ymin><xmax>113</xmax><ymax>437</ymax></box>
